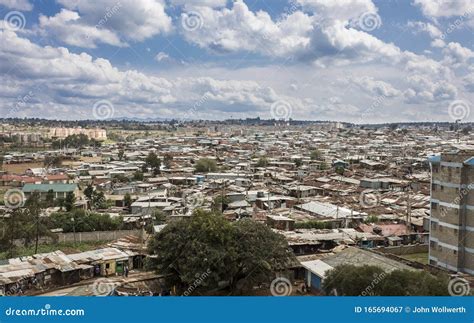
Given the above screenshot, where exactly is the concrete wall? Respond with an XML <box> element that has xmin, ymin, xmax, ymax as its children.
<box><xmin>55</xmin><ymin>229</ymin><xmax>141</xmax><ymax>243</ymax></box>
<box><xmin>14</xmin><ymin>229</ymin><xmax>141</xmax><ymax>246</ymax></box>
<box><xmin>375</xmin><ymin>244</ymin><xmax>428</xmax><ymax>255</ymax></box>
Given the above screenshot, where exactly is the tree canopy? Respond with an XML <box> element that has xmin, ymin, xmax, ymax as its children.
<box><xmin>256</xmin><ymin>157</ymin><xmax>269</xmax><ymax>167</ymax></box>
<box><xmin>147</xmin><ymin>210</ymin><xmax>294</xmax><ymax>295</ymax></box>
<box><xmin>194</xmin><ymin>158</ymin><xmax>217</xmax><ymax>173</ymax></box>
<box><xmin>51</xmin><ymin>134</ymin><xmax>100</xmax><ymax>149</ymax></box>
<box><xmin>145</xmin><ymin>152</ymin><xmax>161</xmax><ymax>175</ymax></box>
<box><xmin>322</xmin><ymin>265</ymin><xmax>450</xmax><ymax>296</ymax></box>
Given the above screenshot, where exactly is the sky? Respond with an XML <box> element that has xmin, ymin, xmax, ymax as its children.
<box><xmin>0</xmin><ymin>0</ymin><xmax>473</xmax><ymax>123</ymax></box>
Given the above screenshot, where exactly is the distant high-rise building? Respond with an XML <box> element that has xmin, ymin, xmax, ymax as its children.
<box><xmin>48</xmin><ymin>127</ymin><xmax>107</xmax><ymax>141</ymax></box>
<box><xmin>428</xmin><ymin>145</ymin><xmax>474</xmax><ymax>274</ymax></box>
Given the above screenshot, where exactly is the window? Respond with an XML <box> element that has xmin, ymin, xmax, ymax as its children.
<box><xmin>453</xmin><ymin>250</ymin><xmax>457</xmax><ymax>255</ymax></box>
<box><xmin>106</xmin><ymin>263</ymin><xmax>110</xmax><ymax>269</ymax></box>
<box><xmin>431</xmin><ymin>202</ymin><xmax>438</xmax><ymax>210</ymax></box>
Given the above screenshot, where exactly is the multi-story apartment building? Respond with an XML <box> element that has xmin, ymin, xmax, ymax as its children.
<box><xmin>428</xmin><ymin>145</ymin><xmax>474</xmax><ymax>274</ymax></box>
<box><xmin>48</xmin><ymin>127</ymin><xmax>107</xmax><ymax>141</ymax></box>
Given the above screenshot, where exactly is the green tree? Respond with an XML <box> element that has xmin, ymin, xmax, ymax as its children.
<box><xmin>52</xmin><ymin>134</ymin><xmax>96</xmax><ymax>149</ymax></box>
<box><xmin>194</xmin><ymin>158</ymin><xmax>217</xmax><ymax>173</ymax></box>
<box><xmin>44</xmin><ymin>155</ymin><xmax>63</xmax><ymax>168</ymax></box>
<box><xmin>256</xmin><ymin>157</ymin><xmax>269</xmax><ymax>167</ymax></box>
<box><xmin>118</xmin><ymin>149</ymin><xmax>125</xmax><ymax>160</ymax></box>
<box><xmin>364</xmin><ymin>215</ymin><xmax>378</xmax><ymax>224</ymax></box>
<box><xmin>0</xmin><ymin>208</ymin><xmax>28</xmax><ymax>257</ymax></box>
<box><xmin>147</xmin><ymin>210</ymin><xmax>294</xmax><ymax>295</ymax></box>
<box><xmin>229</xmin><ymin>219</ymin><xmax>294</xmax><ymax>293</ymax></box>
<box><xmin>461</xmin><ymin>126</ymin><xmax>472</xmax><ymax>135</ymax></box>
<box><xmin>133</xmin><ymin>170</ymin><xmax>144</xmax><ymax>181</ymax></box>
<box><xmin>64</xmin><ymin>191</ymin><xmax>76</xmax><ymax>212</ymax></box>
<box><xmin>45</xmin><ymin>189</ymin><xmax>55</xmax><ymax>207</ymax></box>
<box><xmin>152</xmin><ymin>210</ymin><xmax>167</xmax><ymax>224</ymax></box>
<box><xmin>163</xmin><ymin>154</ymin><xmax>173</xmax><ymax>169</ymax></box>
<box><xmin>124</xmin><ymin>193</ymin><xmax>133</xmax><ymax>211</ymax></box>
<box><xmin>92</xmin><ymin>191</ymin><xmax>107</xmax><ymax>210</ymax></box>
<box><xmin>212</xmin><ymin>195</ymin><xmax>231</xmax><ymax>212</ymax></box>
<box><xmin>322</xmin><ymin>265</ymin><xmax>450</xmax><ymax>296</ymax></box>
<box><xmin>25</xmin><ymin>192</ymin><xmax>48</xmax><ymax>253</ymax></box>
<box><xmin>323</xmin><ymin>265</ymin><xmax>385</xmax><ymax>296</ymax></box>
<box><xmin>335</xmin><ymin>165</ymin><xmax>344</xmax><ymax>175</ymax></box>
<box><xmin>294</xmin><ymin>220</ymin><xmax>332</xmax><ymax>229</ymax></box>
<box><xmin>49</xmin><ymin>209</ymin><xmax>123</xmax><ymax>233</ymax></box>
<box><xmin>145</xmin><ymin>152</ymin><xmax>161</xmax><ymax>175</ymax></box>
<box><xmin>310</xmin><ymin>150</ymin><xmax>322</xmax><ymax>160</ymax></box>
<box><xmin>378</xmin><ymin>270</ymin><xmax>449</xmax><ymax>296</ymax></box>
<box><xmin>84</xmin><ymin>184</ymin><xmax>94</xmax><ymax>201</ymax></box>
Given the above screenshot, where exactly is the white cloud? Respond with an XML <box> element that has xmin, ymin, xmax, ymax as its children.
<box><xmin>1</xmin><ymin>0</ymin><xmax>472</xmax><ymax>122</ymax></box>
<box><xmin>413</xmin><ymin>0</ymin><xmax>473</xmax><ymax>19</ymax></box>
<box><xmin>442</xmin><ymin>42</ymin><xmax>474</xmax><ymax>67</ymax></box>
<box><xmin>51</xmin><ymin>0</ymin><xmax>172</xmax><ymax>44</ymax></box>
<box><xmin>298</xmin><ymin>0</ymin><xmax>376</xmax><ymax>21</ymax></box>
<box><xmin>0</xmin><ymin>0</ymin><xmax>32</xmax><ymax>11</ymax></box>
<box><xmin>38</xmin><ymin>9</ymin><xmax>127</xmax><ymax>48</ymax></box>
<box><xmin>403</xmin><ymin>75</ymin><xmax>457</xmax><ymax>104</ymax></box>
<box><xmin>155</xmin><ymin>51</ymin><xmax>170</xmax><ymax>62</ymax></box>
<box><xmin>349</xmin><ymin>76</ymin><xmax>401</xmax><ymax>97</ymax></box>
<box><xmin>0</xmin><ymin>29</ymin><xmax>281</xmax><ymax>120</ymax></box>
<box><xmin>463</xmin><ymin>72</ymin><xmax>474</xmax><ymax>92</ymax></box>
<box><xmin>407</xmin><ymin>21</ymin><xmax>442</xmax><ymax>38</ymax></box>
<box><xmin>170</xmin><ymin>0</ymin><xmax>227</xmax><ymax>8</ymax></box>
<box><xmin>431</xmin><ymin>38</ymin><xmax>445</xmax><ymax>48</ymax></box>
<box><xmin>179</xmin><ymin>0</ymin><xmax>312</xmax><ymax>57</ymax></box>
